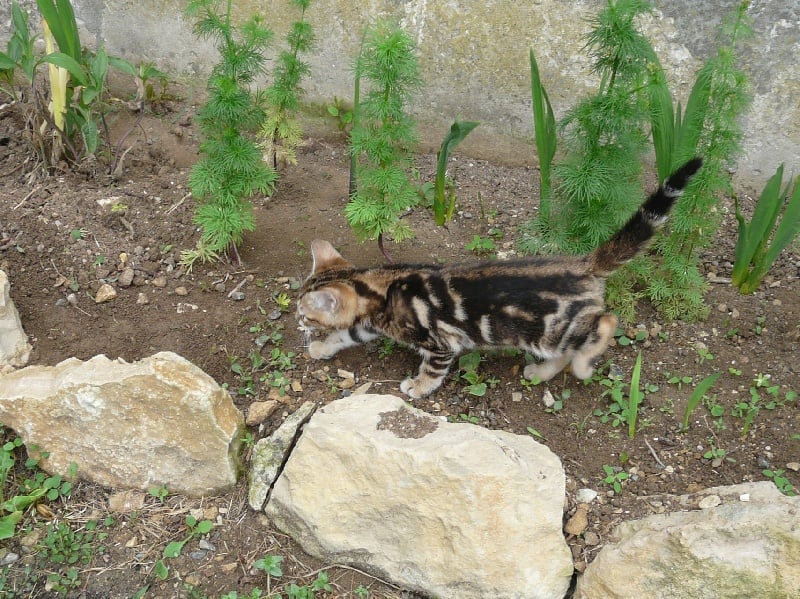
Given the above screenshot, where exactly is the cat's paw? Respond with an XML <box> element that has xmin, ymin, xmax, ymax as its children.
<box><xmin>307</xmin><ymin>341</ymin><xmax>334</xmax><ymax>360</ymax></box>
<box><xmin>400</xmin><ymin>377</ymin><xmax>430</xmax><ymax>399</ymax></box>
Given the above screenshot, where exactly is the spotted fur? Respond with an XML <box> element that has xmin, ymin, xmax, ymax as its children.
<box><xmin>297</xmin><ymin>158</ymin><xmax>702</xmax><ymax>398</ymax></box>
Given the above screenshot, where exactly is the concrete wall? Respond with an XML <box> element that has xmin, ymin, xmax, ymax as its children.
<box><xmin>3</xmin><ymin>1</ymin><xmax>799</xmax><ymax>183</ymax></box>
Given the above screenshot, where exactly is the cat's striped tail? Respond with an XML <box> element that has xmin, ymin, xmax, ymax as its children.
<box><xmin>589</xmin><ymin>157</ymin><xmax>703</xmax><ymax>276</ymax></box>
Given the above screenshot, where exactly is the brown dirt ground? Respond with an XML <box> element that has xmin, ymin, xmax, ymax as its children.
<box><xmin>0</xmin><ymin>91</ymin><xmax>798</xmax><ymax>599</ymax></box>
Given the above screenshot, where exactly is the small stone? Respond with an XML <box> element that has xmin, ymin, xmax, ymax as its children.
<box><xmin>698</xmin><ymin>494</ymin><xmax>722</xmax><ymax>509</ymax></box>
<box><xmin>174</xmin><ymin>286</ymin><xmax>188</xmax><ymax>296</ymax></box>
<box><xmin>136</xmin><ymin>292</ymin><xmax>149</xmax><ymax>305</ymax></box>
<box><xmin>229</xmin><ymin>291</ymin><xmax>245</xmax><ymax>301</ymax></box>
<box><xmin>118</xmin><ymin>268</ymin><xmax>135</xmax><ymax>287</ymax></box>
<box><xmin>0</xmin><ymin>552</ymin><xmax>19</xmax><ymax>566</ymax></box>
<box><xmin>94</xmin><ymin>283</ymin><xmax>117</xmax><ymax>303</ymax></box>
<box><xmin>564</xmin><ymin>503</ymin><xmax>590</xmax><ymax>536</ymax></box>
<box><xmin>739</xmin><ymin>493</ymin><xmax>751</xmax><ymax>502</ymax></box>
<box><xmin>108</xmin><ymin>490</ymin><xmax>146</xmax><ymax>513</ymax></box>
<box><xmin>125</xmin><ymin>536</ymin><xmax>138</xmax><ymax>548</ymax></box>
<box><xmin>576</xmin><ymin>488</ymin><xmax>598</xmax><ymax>504</ymax></box>
<box><xmin>731</xmin><ymin>308</ymin><xmax>740</xmax><ymax>319</ymax></box>
<box><xmin>176</xmin><ymin>303</ymin><xmax>198</xmax><ymax>313</ymax></box>
<box><xmin>198</xmin><ymin>539</ymin><xmax>216</xmax><ymax>551</ymax></box>
<box><xmin>66</xmin><ymin>293</ymin><xmax>78</xmax><ymax>306</ymax></box>
<box><xmin>511</xmin><ymin>392</ymin><xmax>522</xmax><ymax>402</ymax></box>
<box><xmin>337</xmin><ymin>368</ymin><xmax>355</xmax><ymax>380</ymax></box>
<box><xmin>786</xmin><ymin>462</ymin><xmax>800</xmax><ymax>472</ymax></box>
<box><xmin>152</xmin><ymin>275</ymin><xmax>167</xmax><ymax>288</ymax></box>
<box><xmin>267</xmin><ymin>309</ymin><xmax>281</xmax><ymax>320</ymax></box>
<box><xmin>717</xmin><ymin>303</ymin><xmax>727</xmax><ymax>313</ymax></box>
<box><xmin>214</xmin><ymin>283</ymin><xmax>226</xmax><ymax>293</ymax></box>
<box><xmin>351</xmin><ymin>382</ymin><xmax>373</xmax><ymax>395</ymax></box>
<box><xmin>542</xmin><ymin>388</ymin><xmax>555</xmax><ymax>408</ymax></box>
<box><xmin>246</xmin><ymin>400</ymin><xmax>279</xmax><ymax>426</ymax></box>
<box><xmin>583</xmin><ymin>531</ymin><xmax>601</xmax><ymax>546</ymax></box>
<box><xmin>291</xmin><ymin>380</ymin><xmax>303</xmax><ymax>393</ymax></box>
<box><xmin>55</xmin><ymin>298</ymin><xmax>68</xmax><ymax>307</ymax></box>
<box><xmin>338</xmin><ymin>377</ymin><xmax>356</xmax><ymax>390</ymax></box>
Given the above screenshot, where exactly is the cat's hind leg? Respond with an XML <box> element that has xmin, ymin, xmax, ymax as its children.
<box><xmin>570</xmin><ymin>313</ymin><xmax>617</xmax><ymax>379</ymax></box>
<box><xmin>308</xmin><ymin>325</ymin><xmax>381</xmax><ymax>360</ymax></box>
<box><xmin>523</xmin><ymin>353</ymin><xmax>572</xmax><ymax>382</ymax></box>
<box><xmin>400</xmin><ymin>349</ymin><xmax>455</xmax><ymax>399</ymax></box>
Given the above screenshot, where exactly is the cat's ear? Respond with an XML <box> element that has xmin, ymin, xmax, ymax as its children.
<box><xmin>308</xmin><ymin>289</ymin><xmax>339</xmax><ymax>314</ymax></box>
<box><xmin>310</xmin><ymin>240</ymin><xmax>352</xmax><ymax>274</ymax></box>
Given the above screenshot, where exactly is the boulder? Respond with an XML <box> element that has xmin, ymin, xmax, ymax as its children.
<box><xmin>265</xmin><ymin>394</ymin><xmax>572</xmax><ymax>599</ymax></box>
<box><xmin>0</xmin><ymin>352</ymin><xmax>244</xmax><ymax>496</ymax></box>
<box><xmin>575</xmin><ymin>482</ymin><xmax>800</xmax><ymax>598</ymax></box>
<box><xmin>0</xmin><ymin>270</ymin><xmax>32</xmax><ymax>367</ymax></box>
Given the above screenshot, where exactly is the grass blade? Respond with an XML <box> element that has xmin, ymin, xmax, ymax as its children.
<box><xmin>433</xmin><ymin>120</ymin><xmax>479</xmax><ymax>225</ymax></box>
<box><xmin>681</xmin><ymin>372</ymin><xmax>721</xmax><ymax>432</ymax></box>
<box><xmin>530</xmin><ymin>48</ymin><xmax>557</xmax><ymax>220</ymax></box>
<box><xmin>648</xmin><ymin>66</ymin><xmax>675</xmax><ymax>180</ymax></box>
<box><xmin>628</xmin><ymin>351</ymin><xmax>643</xmax><ymax>440</ymax></box>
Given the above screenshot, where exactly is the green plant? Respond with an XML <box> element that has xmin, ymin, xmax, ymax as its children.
<box><xmin>431</xmin><ymin>120</ymin><xmax>480</xmax><ymax>225</ymax></box>
<box><xmin>327</xmin><ymin>96</ymin><xmax>354</xmax><ymax>132</ymax></box>
<box><xmin>377</xmin><ymin>338</ymin><xmax>396</xmax><ymax>359</ymax></box>
<box><xmin>254</xmin><ymin>554</ymin><xmax>282</xmax><ymax>596</ymax></box>
<box><xmin>465</xmin><ymin>235</ymin><xmax>496</xmax><ymax>256</ymax></box>
<box><xmin>183</xmin><ymin>0</ymin><xmax>278</xmax><ymax>267</ymax></box>
<box><xmin>274</xmin><ymin>292</ymin><xmax>291</xmax><ymax>312</ymax></box>
<box><xmin>0</xmin><ymin>2</ymin><xmax>37</xmax><ymax>98</ymax></box>
<box><xmin>614</xmin><ymin>327</ymin><xmax>647</xmax><ymax>347</ymax></box>
<box><xmin>732</xmin><ymin>164</ymin><xmax>800</xmax><ymax>293</ymax></box>
<box><xmin>602</xmin><ymin>464</ymin><xmax>629</xmax><ymax>495</ymax></box>
<box><xmin>154</xmin><ymin>514</ymin><xmax>213</xmax><ymax>581</ymax></box>
<box><xmin>628</xmin><ymin>1</ymin><xmax>752</xmax><ymax>320</ymax></box>
<box><xmin>259</xmin><ymin>0</ymin><xmax>315</xmax><ymax>169</ymax></box>
<box><xmin>702</xmin><ymin>437</ymin><xmax>726</xmax><ymax>463</ymax></box>
<box><xmin>521</xmin><ymin>0</ymin><xmax>654</xmax><ymax>256</ymax></box>
<box><xmin>695</xmin><ymin>346</ymin><xmax>714</xmax><ymax>365</ymax></box>
<box><xmin>680</xmin><ymin>372</ymin><xmax>721</xmax><ymax>432</ymax></box>
<box><xmin>344</xmin><ymin>20</ymin><xmax>421</xmax><ymax>261</ymax></box>
<box><xmin>529</xmin><ymin>47</ymin><xmax>557</xmax><ymax>226</ymax></box>
<box><xmin>148</xmin><ymin>484</ymin><xmax>169</xmax><ymax>503</ymax></box>
<box><xmin>627</xmin><ymin>351</ymin><xmax>643</xmax><ymax>439</ymax></box>
<box><xmin>763</xmin><ymin>469</ymin><xmax>797</xmax><ymax>497</ymax></box>
<box><xmin>457</xmin><ymin>351</ymin><xmax>498</xmax><ymax>396</ymax></box>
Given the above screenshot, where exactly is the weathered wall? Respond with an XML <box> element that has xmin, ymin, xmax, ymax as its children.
<box><xmin>3</xmin><ymin>1</ymin><xmax>799</xmax><ymax>183</ymax></box>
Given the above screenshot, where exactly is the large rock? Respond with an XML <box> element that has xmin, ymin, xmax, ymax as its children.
<box><xmin>575</xmin><ymin>482</ymin><xmax>800</xmax><ymax>598</ymax></box>
<box><xmin>265</xmin><ymin>394</ymin><xmax>572</xmax><ymax>599</ymax></box>
<box><xmin>0</xmin><ymin>352</ymin><xmax>244</xmax><ymax>496</ymax></box>
<box><xmin>0</xmin><ymin>270</ymin><xmax>32</xmax><ymax>367</ymax></box>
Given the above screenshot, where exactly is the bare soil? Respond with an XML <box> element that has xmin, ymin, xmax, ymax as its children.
<box><xmin>0</xmin><ymin>94</ymin><xmax>798</xmax><ymax>598</ymax></box>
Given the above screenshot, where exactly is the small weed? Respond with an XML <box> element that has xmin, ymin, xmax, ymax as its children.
<box><xmin>69</xmin><ymin>228</ymin><xmax>88</xmax><ymax>240</ymax></box>
<box><xmin>680</xmin><ymin>372</ymin><xmax>721</xmax><ymax>432</ymax></box>
<box><xmin>601</xmin><ymin>464</ymin><xmax>629</xmax><ymax>495</ymax></box>
<box><xmin>274</xmin><ymin>292</ymin><xmax>291</xmax><ymax>312</ymax></box>
<box><xmin>456</xmin><ymin>412</ymin><xmax>481</xmax><ymax>425</ymax></box>
<box><xmin>614</xmin><ymin>327</ymin><xmax>647</xmax><ymax>347</ymax></box>
<box><xmin>465</xmin><ymin>234</ymin><xmax>496</xmax><ymax>256</ymax></box>
<box><xmin>544</xmin><ymin>388</ymin><xmax>571</xmax><ymax>414</ymax></box>
<box><xmin>148</xmin><ymin>484</ymin><xmax>168</xmax><ymax>503</ymax></box>
<box><xmin>754</xmin><ymin>315</ymin><xmax>766</xmax><ymax>335</ymax></box>
<box><xmin>695</xmin><ymin>345</ymin><xmax>715</xmax><ymax>365</ymax></box>
<box><xmin>702</xmin><ymin>437</ymin><xmax>726</xmax><ymax>463</ymax></box>
<box><xmin>155</xmin><ymin>514</ymin><xmax>213</xmax><ymax>581</ymax></box>
<box><xmin>666</xmin><ymin>373</ymin><xmax>694</xmax><ymax>391</ymax></box>
<box><xmin>526</xmin><ymin>426</ymin><xmax>546</xmax><ymax>442</ymax></box>
<box><xmin>377</xmin><ymin>338</ymin><xmax>396</xmax><ymax>359</ymax></box>
<box><xmin>763</xmin><ymin>469</ymin><xmax>796</xmax><ymax>497</ymax></box>
<box><xmin>240</xmin><ymin>432</ymin><xmax>255</xmax><ymax>448</ymax></box>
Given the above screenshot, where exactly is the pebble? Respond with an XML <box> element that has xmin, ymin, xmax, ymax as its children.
<box><xmin>136</xmin><ymin>292</ymin><xmax>149</xmax><ymax>305</ymax></box>
<box><xmin>786</xmin><ymin>462</ymin><xmax>800</xmax><ymax>472</ymax></box>
<box><xmin>66</xmin><ymin>293</ymin><xmax>78</xmax><ymax>306</ymax></box>
<box><xmin>564</xmin><ymin>503</ymin><xmax>590</xmax><ymax>536</ymax></box>
<box><xmin>176</xmin><ymin>303</ymin><xmax>198</xmax><ymax>313</ymax></box>
<box><xmin>229</xmin><ymin>291</ymin><xmax>245</xmax><ymax>301</ymax></box>
<box><xmin>583</xmin><ymin>531</ymin><xmax>600</xmax><ymax>546</ymax></box>
<box><xmin>0</xmin><ymin>552</ymin><xmax>19</xmax><ymax>566</ymax></box>
<box><xmin>698</xmin><ymin>494</ymin><xmax>722</xmax><ymax>509</ymax></box>
<box><xmin>118</xmin><ymin>267</ymin><xmax>135</xmax><ymax>287</ymax></box>
<box><xmin>542</xmin><ymin>388</ymin><xmax>555</xmax><ymax>408</ymax></box>
<box><xmin>511</xmin><ymin>392</ymin><xmax>522</xmax><ymax>402</ymax></box>
<box><xmin>174</xmin><ymin>286</ymin><xmax>188</xmax><ymax>296</ymax></box>
<box><xmin>246</xmin><ymin>400</ymin><xmax>279</xmax><ymax>426</ymax></box>
<box><xmin>267</xmin><ymin>309</ymin><xmax>282</xmax><ymax>320</ymax></box>
<box><xmin>94</xmin><ymin>283</ymin><xmax>117</xmax><ymax>303</ymax></box>
<box><xmin>198</xmin><ymin>539</ymin><xmax>216</xmax><ymax>552</ymax></box>
<box><xmin>576</xmin><ymin>488</ymin><xmax>598</xmax><ymax>504</ymax></box>
<box><xmin>152</xmin><ymin>275</ymin><xmax>167</xmax><ymax>288</ymax></box>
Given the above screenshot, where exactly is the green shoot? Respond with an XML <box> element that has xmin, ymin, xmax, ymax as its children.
<box><xmin>432</xmin><ymin>120</ymin><xmax>480</xmax><ymax>225</ymax></box>
<box><xmin>681</xmin><ymin>372</ymin><xmax>721</xmax><ymax>432</ymax></box>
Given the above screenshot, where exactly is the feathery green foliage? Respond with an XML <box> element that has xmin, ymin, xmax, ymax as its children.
<box><xmin>520</xmin><ymin>0</ymin><xmax>656</xmax><ymax>255</ymax></box>
<box><xmin>632</xmin><ymin>1</ymin><xmax>752</xmax><ymax>320</ymax></box>
<box><xmin>345</xmin><ymin>20</ymin><xmax>421</xmax><ymax>260</ymax></box>
<box><xmin>259</xmin><ymin>0</ymin><xmax>314</xmax><ymax>169</ymax></box>
<box><xmin>183</xmin><ymin>0</ymin><xmax>277</xmax><ymax>267</ymax></box>
<box><xmin>732</xmin><ymin>165</ymin><xmax>800</xmax><ymax>294</ymax></box>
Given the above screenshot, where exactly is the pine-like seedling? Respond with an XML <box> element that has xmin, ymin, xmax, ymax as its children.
<box><xmin>344</xmin><ymin>20</ymin><xmax>421</xmax><ymax>261</ymax></box>
<box><xmin>259</xmin><ymin>0</ymin><xmax>314</xmax><ymax>169</ymax></box>
<box><xmin>520</xmin><ymin>0</ymin><xmax>655</xmax><ymax>255</ymax></box>
<box><xmin>183</xmin><ymin>0</ymin><xmax>277</xmax><ymax>267</ymax></box>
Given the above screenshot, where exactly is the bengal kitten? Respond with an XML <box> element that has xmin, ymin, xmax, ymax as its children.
<box><xmin>297</xmin><ymin>158</ymin><xmax>702</xmax><ymax>399</ymax></box>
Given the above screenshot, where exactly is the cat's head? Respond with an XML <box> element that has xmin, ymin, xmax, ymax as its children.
<box><xmin>297</xmin><ymin>240</ymin><xmax>360</xmax><ymax>331</ymax></box>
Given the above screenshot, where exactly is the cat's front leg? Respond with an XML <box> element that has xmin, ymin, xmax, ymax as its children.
<box><xmin>308</xmin><ymin>325</ymin><xmax>381</xmax><ymax>360</ymax></box>
<box><xmin>400</xmin><ymin>349</ymin><xmax>455</xmax><ymax>399</ymax></box>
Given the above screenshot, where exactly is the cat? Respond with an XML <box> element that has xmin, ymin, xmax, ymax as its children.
<box><xmin>297</xmin><ymin>158</ymin><xmax>702</xmax><ymax>399</ymax></box>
